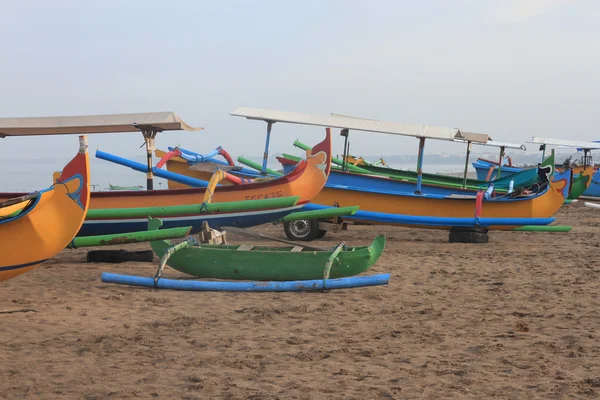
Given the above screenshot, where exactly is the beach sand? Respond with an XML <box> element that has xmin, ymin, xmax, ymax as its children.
<box><xmin>1</xmin><ymin>204</ymin><xmax>600</xmax><ymax>399</ymax></box>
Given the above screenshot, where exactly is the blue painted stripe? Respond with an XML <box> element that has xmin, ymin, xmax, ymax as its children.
<box><xmin>0</xmin><ymin>259</ymin><xmax>48</xmax><ymax>272</ymax></box>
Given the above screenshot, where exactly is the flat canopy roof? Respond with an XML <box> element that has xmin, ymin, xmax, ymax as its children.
<box><xmin>0</xmin><ymin>112</ymin><xmax>202</xmax><ymax>137</ymax></box>
<box><xmin>231</xmin><ymin>107</ymin><xmax>489</xmax><ymax>143</ymax></box>
<box><xmin>529</xmin><ymin>137</ymin><xmax>600</xmax><ymax>150</ymax></box>
<box><xmin>455</xmin><ymin>139</ymin><xmax>526</xmax><ymax>151</ymax></box>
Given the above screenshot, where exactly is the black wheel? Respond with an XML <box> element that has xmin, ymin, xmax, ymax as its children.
<box><xmin>283</xmin><ymin>220</ymin><xmax>320</xmax><ymax>241</ymax></box>
<box><xmin>315</xmin><ymin>229</ymin><xmax>327</xmax><ymax>239</ymax></box>
<box><xmin>448</xmin><ymin>231</ymin><xmax>489</xmax><ymax>244</ymax></box>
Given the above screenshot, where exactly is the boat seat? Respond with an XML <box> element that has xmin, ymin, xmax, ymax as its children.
<box><xmin>290</xmin><ymin>246</ymin><xmax>304</xmax><ymax>252</ymax></box>
<box><xmin>236</xmin><ymin>244</ymin><xmax>254</xmax><ymax>251</ymax></box>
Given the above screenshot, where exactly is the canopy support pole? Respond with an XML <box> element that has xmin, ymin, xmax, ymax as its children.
<box><xmin>540</xmin><ymin>144</ymin><xmax>546</xmax><ymax>161</ymax></box>
<box><xmin>583</xmin><ymin>149</ymin><xmax>591</xmax><ymax>170</ymax></box>
<box><xmin>415</xmin><ymin>137</ymin><xmax>426</xmax><ymax>194</ymax></box>
<box><xmin>261</xmin><ymin>122</ymin><xmax>273</xmax><ymax>175</ymax></box>
<box><xmin>497</xmin><ymin>146</ymin><xmax>506</xmax><ymax>179</ymax></box>
<box><xmin>136</xmin><ymin>125</ymin><xmax>161</xmax><ymax>190</ymax></box>
<box><xmin>340</xmin><ymin>129</ymin><xmax>349</xmax><ymax>171</ymax></box>
<box><xmin>462</xmin><ymin>141</ymin><xmax>472</xmax><ymax>189</ymax></box>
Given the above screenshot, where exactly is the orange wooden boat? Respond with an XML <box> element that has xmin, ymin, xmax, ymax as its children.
<box><xmin>0</xmin><ymin>112</ymin><xmax>332</xmax><ymax>236</ymax></box>
<box><xmin>0</xmin><ymin>136</ymin><xmax>90</xmax><ymax>282</ymax></box>
<box><xmin>225</xmin><ymin>108</ymin><xmax>573</xmax><ymax>233</ymax></box>
<box><xmin>0</xmin><ymin>130</ymin><xmax>331</xmax><ymax>236</ymax></box>
<box><xmin>89</xmin><ymin>128</ymin><xmax>330</xmax><ymax>208</ymax></box>
<box><xmin>304</xmin><ymin>173</ymin><xmax>568</xmax><ymax>230</ymax></box>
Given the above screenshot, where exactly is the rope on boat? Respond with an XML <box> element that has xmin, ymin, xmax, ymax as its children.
<box><xmin>154</xmin><ymin>237</ymin><xmax>198</xmax><ymax>287</ymax></box>
<box><xmin>199</xmin><ymin>202</ymin><xmax>210</xmax><ymax>214</ymax></box>
<box><xmin>322</xmin><ymin>242</ymin><xmax>346</xmax><ymax>288</ymax></box>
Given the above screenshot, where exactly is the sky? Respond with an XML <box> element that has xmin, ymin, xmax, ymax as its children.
<box><xmin>0</xmin><ymin>0</ymin><xmax>598</xmax><ymax>172</ymax></box>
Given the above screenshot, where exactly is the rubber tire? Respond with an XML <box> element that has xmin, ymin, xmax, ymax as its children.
<box><xmin>315</xmin><ymin>229</ymin><xmax>327</xmax><ymax>239</ymax></box>
<box><xmin>448</xmin><ymin>231</ymin><xmax>489</xmax><ymax>244</ymax></box>
<box><xmin>283</xmin><ymin>220</ymin><xmax>320</xmax><ymax>242</ymax></box>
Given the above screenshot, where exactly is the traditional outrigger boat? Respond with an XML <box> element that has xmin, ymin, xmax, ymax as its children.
<box><xmin>472</xmin><ymin>137</ymin><xmax>600</xmax><ymax>199</ymax></box>
<box><xmin>528</xmin><ymin>137</ymin><xmax>600</xmax><ymax>198</ymax></box>
<box><xmin>148</xmin><ymin>217</ymin><xmax>385</xmax><ymax>281</ymax></box>
<box><xmin>0</xmin><ymin>112</ymin><xmax>333</xmax><ymax>237</ymax></box>
<box><xmin>163</xmin><ymin>110</ymin><xmax>559</xmax><ymax>198</ymax></box>
<box><xmin>0</xmin><ymin>136</ymin><xmax>90</xmax><ymax>282</ymax></box>
<box><xmin>157</xmin><ymin>139</ymin><xmax>549</xmax><ymax>195</ymax></box>
<box><xmin>472</xmin><ymin>158</ymin><xmax>593</xmax><ymax>200</ymax></box>
<box><xmin>280</xmin><ymin>140</ymin><xmax>554</xmax><ymax>195</ymax></box>
<box><xmin>85</xmin><ymin>128</ymin><xmax>331</xmax><ymax>235</ymax></box>
<box><xmin>282</xmin><ymin>144</ymin><xmax>593</xmax><ymax>201</ymax></box>
<box><xmin>228</xmin><ymin>108</ymin><xmax>569</xmax><ymax>239</ymax></box>
<box><xmin>108</xmin><ymin>183</ymin><xmax>144</xmax><ymax>191</ymax></box>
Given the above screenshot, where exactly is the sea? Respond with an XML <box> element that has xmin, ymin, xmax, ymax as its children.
<box><xmin>2</xmin><ymin>158</ymin><xmax>468</xmax><ymax>193</ymax></box>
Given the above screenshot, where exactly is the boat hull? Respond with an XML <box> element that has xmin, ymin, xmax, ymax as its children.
<box><xmin>79</xmin><ymin>205</ymin><xmax>302</xmax><ymax>236</ymax></box>
<box><xmin>150</xmin><ymin>236</ymin><xmax>386</xmax><ymax>281</ymax></box>
<box><xmin>279</xmin><ymin>151</ymin><xmax>555</xmax><ymax>196</ymax></box>
<box><xmin>473</xmin><ymin>158</ymin><xmax>595</xmax><ymax>199</ymax></box>
<box><xmin>302</xmin><ymin>174</ymin><xmax>568</xmax><ymax>230</ymax></box>
<box><xmin>0</xmin><ymin>138</ymin><xmax>90</xmax><ymax>281</ymax></box>
<box><xmin>582</xmin><ymin>169</ymin><xmax>600</xmax><ymax>197</ymax></box>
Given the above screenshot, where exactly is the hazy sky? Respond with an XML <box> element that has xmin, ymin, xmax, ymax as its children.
<box><xmin>0</xmin><ymin>0</ymin><xmax>598</xmax><ymax>168</ymax></box>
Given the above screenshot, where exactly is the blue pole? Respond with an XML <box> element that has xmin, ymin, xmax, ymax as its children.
<box><xmin>262</xmin><ymin>122</ymin><xmax>273</xmax><ymax>175</ymax></box>
<box><xmin>96</xmin><ymin>149</ymin><xmax>210</xmax><ymax>188</ymax></box>
<box><xmin>415</xmin><ymin>137</ymin><xmax>426</xmax><ymax>194</ymax></box>
<box><xmin>298</xmin><ymin>203</ymin><xmax>555</xmax><ymax>227</ymax></box>
<box><xmin>101</xmin><ymin>272</ymin><xmax>391</xmax><ymax>291</ymax></box>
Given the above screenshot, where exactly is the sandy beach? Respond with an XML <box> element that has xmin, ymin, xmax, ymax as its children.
<box><xmin>1</xmin><ymin>203</ymin><xmax>600</xmax><ymax>399</ymax></box>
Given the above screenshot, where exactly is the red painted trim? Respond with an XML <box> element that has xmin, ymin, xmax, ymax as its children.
<box><xmin>156</xmin><ymin>148</ymin><xmax>182</xmax><ymax>169</ymax></box>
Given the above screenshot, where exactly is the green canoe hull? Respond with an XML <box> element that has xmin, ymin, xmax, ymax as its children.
<box><xmin>150</xmin><ymin>236</ymin><xmax>386</xmax><ymax>281</ymax></box>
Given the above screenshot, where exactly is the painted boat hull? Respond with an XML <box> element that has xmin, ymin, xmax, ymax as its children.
<box><xmin>79</xmin><ymin>206</ymin><xmax>301</xmax><ymax>236</ymax></box>
<box><xmin>282</xmin><ymin>153</ymin><xmax>554</xmax><ymax>194</ymax></box>
<box><xmin>473</xmin><ymin>158</ymin><xmax>593</xmax><ymax>182</ymax></box>
<box><xmin>472</xmin><ymin>159</ymin><xmax>523</xmax><ymax>180</ymax></box>
<box><xmin>0</xmin><ymin>137</ymin><xmax>90</xmax><ymax>281</ymax></box>
<box><xmin>474</xmin><ymin>158</ymin><xmax>596</xmax><ymax>199</ymax></box>
<box><xmin>582</xmin><ymin>169</ymin><xmax>600</xmax><ymax>197</ymax></box>
<box><xmin>286</xmin><ymin>169</ymin><xmax>570</xmax><ymax>230</ymax></box>
<box><xmin>568</xmin><ymin>168</ymin><xmax>594</xmax><ymax>199</ymax></box>
<box><xmin>282</xmin><ymin>164</ymin><xmax>544</xmax><ymax>197</ymax></box>
<box><xmin>281</xmin><ymin>152</ymin><xmax>559</xmax><ymax>198</ymax></box>
<box><xmin>150</xmin><ymin>235</ymin><xmax>386</xmax><ymax>281</ymax></box>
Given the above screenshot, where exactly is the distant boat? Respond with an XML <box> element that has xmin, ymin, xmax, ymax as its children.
<box><xmin>107</xmin><ymin>183</ymin><xmax>145</xmax><ymax>191</ymax></box>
